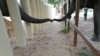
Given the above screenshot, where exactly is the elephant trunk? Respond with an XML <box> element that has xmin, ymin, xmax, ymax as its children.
<box><xmin>53</xmin><ymin>1</ymin><xmax>76</xmax><ymax>22</ymax></box>
<box><xmin>53</xmin><ymin>0</ymin><xmax>85</xmax><ymax>22</ymax></box>
<box><xmin>19</xmin><ymin>7</ymin><xmax>51</xmax><ymax>23</ymax></box>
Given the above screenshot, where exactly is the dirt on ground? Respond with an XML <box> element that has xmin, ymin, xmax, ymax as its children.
<box><xmin>6</xmin><ymin>16</ymin><xmax>94</xmax><ymax>56</ymax></box>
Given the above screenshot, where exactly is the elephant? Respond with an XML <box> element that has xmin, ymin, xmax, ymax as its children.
<box><xmin>53</xmin><ymin>0</ymin><xmax>100</xmax><ymax>42</ymax></box>
<box><xmin>0</xmin><ymin>0</ymin><xmax>52</xmax><ymax>23</ymax></box>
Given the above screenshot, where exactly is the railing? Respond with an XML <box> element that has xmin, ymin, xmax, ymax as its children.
<box><xmin>67</xmin><ymin>0</ymin><xmax>100</xmax><ymax>56</ymax></box>
<box><xmin>67</xmin><ymin>19</ymin><xmax>100</xmax><ymax>56</ymax></box>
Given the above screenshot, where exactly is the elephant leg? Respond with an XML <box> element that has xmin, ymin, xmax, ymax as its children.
<box><xmin>53</xmin><ymin>0</ymin><xmax>76</xmax><ymax>22</ymax></box>
<box><xmin>0</xmin><ymin>0</ymin><xmax>10</xmax><ymax>16</ymax></box>
<box><xmin>53</xmin><ymin>0</ymin><xmax>85</xmax><ymax>22</ymax></box>
<box><xmin>91</xmin><ymin>1</ymin><xmax>100</xmax><ymax>42</ymax></box>
<box><xmin>91</xmin><ymin>13</ymin><xmax>100</xmax><ymax>42</ymax></box>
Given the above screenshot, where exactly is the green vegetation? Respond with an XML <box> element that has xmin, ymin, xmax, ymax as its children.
<box><xmin>47</xmin><ymin>0</ymin><xmax>62</xmax><ymax>8</ymax></box>
<box><xmin>76</xmin><ymin>47</ymin><xmax>94</xmax><ymax>56</ymax></box>
<box><xmin>60</xmin><ymin>26</ymin><xmax>68</xmax><ymax>33</ymax></box>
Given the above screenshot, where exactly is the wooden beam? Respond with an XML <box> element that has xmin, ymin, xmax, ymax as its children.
<box><xmin>74</xmin><ymin>0</ymin><xmax>80</xmax><ymax>46</ymax></box>
<box><xmin>68</xmin><ymin>0</ymin><xmax>71</xmax><ymax>32</ymax></box>
<box><xmin>67</xmin><ymin>19</ymin><xmax>100</xmax><ymax>56</ymax></box>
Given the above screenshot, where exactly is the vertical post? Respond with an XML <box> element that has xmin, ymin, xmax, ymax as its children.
<box><xmin>20</xmin><ymin>0</ymin><xmax>33</xmax><ymax>39</ymax></box>
<box><xmin>0</xmin><ymin>10</ymin><xmax>13</xmax><ymax>56</ymax></box>
<box><xmin>68</xmin><ymin>21</ymin><xmax>70</xmax><ymax>32</ymax></box>
<box><xmin>40</xmin><ymin>1</ymin><xmax>44</xmax><ymax>28</ymax></box>
<box><xmin>43</xmin><ymin>5</ymin><xmax>49</xmax><ymax>26</ymax></box>
<box><xmin>64</xmin><ymin>3</ymin><xmax>67</xmax><ymax>27</ymax></box>
<box><xmin>36</xmin><ymin>0</ymin><xmax>42</xmax><ymax>30</ymax></box>
<box><xmin>34</xmin><ymin>0</ymin><xmax>41</xmax><ymax>34</ymax></box>
<box><xmin>74</xmin><ymin>0</ymin><xmax>80</xmax><ymax>46</ymax></box>
<box><xmin>29</xmin><ymin>0</ymin><xmax>38</xmax><ymax>33</ymax></box>
<box><xmin>6</xmin><ymin>0</ymin><xmax>26</xmax><ymax>47</ymax></box>
<box><xmin>39</xmin><ymin>0</ymin><xmax>44</xmax><ymax>29</ymax></box>
<box><xmin>29</xmin><ymin>0</ymin><xmax>37</xmax><ymax>34</ymax></box>
<box><xmin>43</xmin><ymin>5</ymin><xmax>47</xmax><ymax>26</ymax></box>
<box><xmin>68</xmin><ymin>0</ymin><xmax>70</xmax><ymax>32</ymax></box>
<box><xmin>42</xmin><ymin>3</ymin><xmax>46</xmax><ymax>27</ymax></box>
<box><xmin>45</xmin><ymin>6</ymin><xmax>50</xmax><ymax>25</ymax></box>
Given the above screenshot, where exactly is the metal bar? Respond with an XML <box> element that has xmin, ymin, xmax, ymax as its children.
<box><xmin>74</xmin><ymin>0</ymin><xmax>80</xmax><ymax>46</ymax></box>
<box><xmin>67</xmin><ymin>19</ymin><xmax>100</xmax><ymax>56</ymax></box>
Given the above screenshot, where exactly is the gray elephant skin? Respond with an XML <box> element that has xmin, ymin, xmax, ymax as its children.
<box><xmin>54</xmin><ymin>0</ymin><xmax>100</xmax><ymax>42</ymax></box>
<box><xmin>0</xmin><ymin>0</ymin><xmax>52</xmax><ymax>23</ymax></box>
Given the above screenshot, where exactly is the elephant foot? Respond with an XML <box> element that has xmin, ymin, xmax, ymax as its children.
<box><xmin>90</xmin><ymin>34</ymin><xmax>100</xmax><ymax>42</ymax></box>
